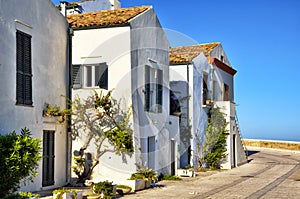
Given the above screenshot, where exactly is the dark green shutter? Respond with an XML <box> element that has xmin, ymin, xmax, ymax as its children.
<box><xmin>16</xmin><ymin>30</ymin><xmax>32</xmax><ymax>106</ymax></box>
<box><xmin>156</xmin><ymin>69</ymin><xmax>163</xmax><ymax>112</ymax></box>
<box><xmin>42</xmin><ymin>130</ymin><xmax>55</xmax><ymax>187</ymax></box>
<box><xmin>145</xmin><ymin>65</ymin><xmax>150</xmax><ymax>111</ymax></box>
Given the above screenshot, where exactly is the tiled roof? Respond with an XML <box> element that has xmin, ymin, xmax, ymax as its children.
<box><xmin>170</xmin><ymin>42</ymin><xmax>220</xmax><ymax>64</ymax></box>
<box><xmin>67</xmin><ymin>6</ymin><xmax>151</xmax><ymax>29</ymax></box>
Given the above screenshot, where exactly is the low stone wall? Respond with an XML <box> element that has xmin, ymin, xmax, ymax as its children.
<box><xmin>243</xmin><ymin>139</ymin><xmax>300</xmax><ymax>151</ymax></box>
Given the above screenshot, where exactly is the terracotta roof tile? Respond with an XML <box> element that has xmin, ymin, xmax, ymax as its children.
<box><xmin>170</xmin><ymin>42</ymin><xmax>220</xmax><ymax>64</ymax></box>
<box><xmin>67</xmin><ymin>6</ymin><xmax>151</xmax><ymax>29</ymax></box>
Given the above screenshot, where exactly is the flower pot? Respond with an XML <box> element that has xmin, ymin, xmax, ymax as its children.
<box><xmin>145</xmin><ymin>179</ymin><xmax>151</xmax><ymax>188</ymax></box>
<box><xmin>177</xmin><ymin>169</ymin><xmax>194</xmax><ymax>177</ymax></box>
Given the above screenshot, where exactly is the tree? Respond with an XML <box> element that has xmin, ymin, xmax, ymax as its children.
<box><xmin>69</xmin><ymin>91</ymin><xmax>134</xmax><ymax>184</ymax></box>
<box><xmin>0</xmin><ymin>128</ymin><xmax>42</xmax><ymax>197</ymax></box>
<box><xmin>202</xmin><ymin>107</ymin><xmax>228</xmax><ymax>169</ymax></box>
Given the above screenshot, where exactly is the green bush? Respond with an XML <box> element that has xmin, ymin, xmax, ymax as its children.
<box><xmin>3</xmin><ymin>192</ymin><xmax>39</xmax><ymax>199</ymax></box>
<box><xmin>129</xmin><ymin>167</ymin><xmax>157</xmax><ymax>181</ymax></box>
<box><xmin>93</xmin><ymin>181</ymin><xmax>114</xmax><ymax>199</ymax></box>
<box><xmin>203</xmin><ymin>107</ymin><xmax>228</xmax><ymax>169</ymax></box>
<box><xmin>161</xmin><ymin>174</ymin><xmax>182</xmax><ymax>181</ymax></box>
<box><xmin>0</xmin><ymin>128</ymin><xmax>42</xmax><ymax>197</ymax></box>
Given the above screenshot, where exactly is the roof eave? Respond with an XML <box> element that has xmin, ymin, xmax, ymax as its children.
<box><xmin>210</xmin><ymin>57</ymin><xmax>237</xmax><ymax>75</ymax></box>
<box><xmin>170</xmin><ymin>61</ymin><xmax>193</xmax><ymax>65</ymax></box>
<box><xmin>71</xmin><ymin>23</ymin><xmax>130</xmax><ymax>30</ymax></box>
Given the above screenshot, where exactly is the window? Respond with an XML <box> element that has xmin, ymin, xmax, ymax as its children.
<box><xmin>16</xmin><ymin>30</ymin><xmax>32</xmax><ymax>106</ymax></box>
<box><xmin>145</xmin><ymin>65</ymin><xmax>163</xmax><ymax>113</ymax></box>
<box><xmin>72</xmin><ymin>63</ymin><xmax>108</xmax><ymax>89</ymax></box>
<box><xmin>220</xmin><ymin>55</ymin><xmax>224</xmax><ymax>62</ymax></box>
<box><xmin>213</xmin><ymin>80</ymin><xmax>218</xmax><ymax>101</ymax></box>
<box><xmin>202</xmin><ymin>73</ymin><xmax>209</xmax><ymax>105</ymax></box>
<box><xmin>222</xmin><ymin>83</ymin><xmax>230</xmax><ymax>101</ymax></box>
<box><xmin>42</xmin><ymin>130</ymin><xmax>55</xmax><ymax>187</ymax></box>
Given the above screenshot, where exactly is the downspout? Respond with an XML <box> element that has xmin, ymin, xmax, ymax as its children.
<box><xmin>209</xmin><ymin>64</ymin><xmax>214</xmax><ymax>101</ymax></box>
<box><xmin>186</xmin><ymin>63</ymin><xmax>190</xmax><ymax>166</ymax></box>
<box><xmin>66</xmin><ymin>27</ymin><xmax>73</xmax><ymax>183</ymax></box>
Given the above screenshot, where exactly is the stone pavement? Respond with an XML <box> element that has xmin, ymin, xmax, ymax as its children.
<box><xmin>120</xmin><ymin>147</ymin><xmax>300</xmax><ymax>199</ymax></box>
<box><xmin>41</xmin><ymin>147</ymin><xmax>300</xmax><ymax>199</ymax></box>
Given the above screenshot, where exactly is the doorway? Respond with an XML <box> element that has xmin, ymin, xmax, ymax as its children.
<box><xmin>148</xmin><ymin>136</ymin><xmax>155</xmax><ymax>170</ymax></box>
<box><xmin>42</xmin><ymin>130</ymin><xmax>55</xmax><ymax>187</ymax></box>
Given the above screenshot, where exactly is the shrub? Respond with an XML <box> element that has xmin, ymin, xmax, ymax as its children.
<box><xmin>93</xmin><ymin>181</ymin><xmax>114</xmax><ymax>199</ymax></box>
<box><xmin>129</xmin><ymin>167</ymin><xmax>157</xmax><ymax>181</ymax></box>
<box><xmin>203</xmin><ymin>107</ymin><xmax>228</xmax><ymax>169</ymax></box>
<box><xmin>3</xmin><ymin>192</ymin><xmax>39</xmax><ymax>199</ymax></box>
<box><xmin>52</xmin><ymin>189</ymin><xmax>79</xmax><ymax>199</ymax></box>
<box><xmin>0</xmin><ymin>128</ymin><xmax>42</xmax><ymax>197</ymax></box>
<box><xmin>161</xmin><ymin>174</ymin><xmax>182</xmax><ymax>181</ymax></box>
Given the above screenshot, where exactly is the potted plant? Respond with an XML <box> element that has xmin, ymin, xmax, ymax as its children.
<box><xmin>177</xmin><ymin>165</ymin><xmax>194</xmax><ymax>177</ymax></box>
<box><xmin>18</xmin><ymin>192</ymin><xmax>40</xmax><ymax>199</ymax></box>
<box><xmin>116</xmin><ymin>184</ymin><xmax>132</xmax><ymax>195</ymax></box>
<box><xmin>93</xmin><ymin>181</ymin><xmax>115</xmax><ymax>199</ymax></box>
<box><xmin>52</xmin><ymin>189</ymin><xmax>83</xmax><ymax>199</ymax></box>
<box><xmin>128</xmin><ymin>173</ymin><xmax>146</xmax><ymax>191</ymax></box>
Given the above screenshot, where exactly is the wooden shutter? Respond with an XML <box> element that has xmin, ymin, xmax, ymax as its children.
<box><xmin>97</xmin><ymin>63</ymin><xmax>108</xmax><ymax>89</ymax></box>
<box><xmin>42</xmin><ymin>130</ymin><xmax>55</xmax><ymax>187</ymax></box>
<box><xmin>145</xmin><ymin>65</ymin><xmax>150</xmax><ymax>111</ymax></box>
<box><xmin>16</xmin><ymin>30</ymin><xmax>32</xmax><ymax>105</ymax></box>
<box><xmin>156</xmin><ymin>69</ymin><xmax>163</xmax><ymax>112</ymax></box>
<box><xmin>72</xmin><ymin>65</ymin><xmax>82</xmax><ymax>88</ymax></box>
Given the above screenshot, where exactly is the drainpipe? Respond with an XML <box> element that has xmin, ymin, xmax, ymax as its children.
<box><xmin>186</xmin><ymin>63</ymin><xmax>191</xmax><ymax>167</ymax></box>
<box><xmin>209</xmin><ymin>64</ymin><xmax>214</xmax><ymax>101</ymax></box>
<box><xmin>66</xmin><ymin>27</ymin><xmax>73</xmax><ymax>184</ymax></box>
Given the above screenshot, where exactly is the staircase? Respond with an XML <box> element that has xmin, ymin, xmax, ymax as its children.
<box><xmin>234</xmin><ymin>113</ymin><xmax>248</xmax><ymax>160</ymax></box>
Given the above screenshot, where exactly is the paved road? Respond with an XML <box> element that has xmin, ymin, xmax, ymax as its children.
<box><xmin>121</xmin><ymin>147</ymin><xmax>300</xmax><ymax>199</ymax></box>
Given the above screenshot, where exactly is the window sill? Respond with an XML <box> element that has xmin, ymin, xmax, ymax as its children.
<box><xmin>15</xmin><ymin>103</ymin><xmax>34</xmax><ymax>108</ymax></box>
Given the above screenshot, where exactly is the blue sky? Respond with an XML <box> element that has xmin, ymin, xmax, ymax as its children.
<box><xmin>52</xmin><ymin>0</ymin><xmax>300</xmax><ymax>141</ymax></box>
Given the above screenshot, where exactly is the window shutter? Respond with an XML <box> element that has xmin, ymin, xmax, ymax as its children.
<box><xmin>42</xmin><ymin>131</ymin><xmax>49</xmax><ymax>187</ymax></box>
<box><xmin>145</xmin><ymin>65</ymin><xmax>150</xmax><ymax>111</ymax></box>
<box><xmin>156</xmin><ymin>69</ymin><xmax>163</xmax><ymax>112</ymax></box>
<box><xmin>97</xmin><ymin>63</ymin><xmax>108</xmax><ymax>89</ymax></box>
<box><xmin>49</xmin><ymin>131</ymin><xmax>55</xmax><ymax>185</ymax></box>
<box><xmin>16</xmin><ymin>30</ymin><xmax>32</xmax><ymax>105</ymax></box>
<box><xmin>72</xmin><ymin>65</ymin><xmax>82</xmax><ymax>88</ymax></box>
<box><xmin>42</xmin><ymin>130</ymin><xmax>55</xmax><ymax>187</ymax></box>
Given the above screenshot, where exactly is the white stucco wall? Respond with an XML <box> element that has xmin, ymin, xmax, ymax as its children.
<box><xmin>0</xmin><ymin>0</ymin><xmax>69</xmax><ymax>192</ymax></box>
<box><xmin>170</xmin><ymin>51</ymin><xmax>238</xmax><ymax>168</ymax></box>
<box><xmin>210</xmin><ymin>44</ymin><xmax>231</xmax><ymax>67</ymax></box>
<box><xmin>215</xmin><ymin>101</ymin><xmax>247</xmax><ymax>169</ymax></box>
<box><xmin>71</xmin><ymin>26</ymin><xmax>134</xmax><ymax>182</ymax></box>
<box><xmin>129</xmin><ymin>8</ymin><xmax>172</xmax><ymax>175</ymax></box>
<box><xmin>71</xmin><ymin>7</ymin><xmax>174</xmax><ymax>182</ymax></box>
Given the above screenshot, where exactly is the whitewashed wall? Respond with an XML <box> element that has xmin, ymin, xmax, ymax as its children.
<box><xmin>170</xmin><ymin>51</ymin><xmax>238</xmax><ymax>168</ymax></box>
<box><xmin>210</xmin><ymin>44</ymin><xmax>231</xmax><ymax>67</ymax></box>
<box><xmin>130</xmin><ymin>8</ymin><xmax>172</xmax><ymax>175</ymax></box>
<box><xmin>0</xmin><ymin>0</ymin><xmax>69</xmax><ymax>192</ymax></box>
<box><xmin>72</xmin><ymin>26</ymin><xmax>135</xmax><ymax>182</ymax></box>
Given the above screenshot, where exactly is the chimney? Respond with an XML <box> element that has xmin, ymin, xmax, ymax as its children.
<box><xmin>109</xmin><ymin>0</ymin><xmax>121</xmax><ymax>10</ymax></box>
<box><xmin>60</xmin><ymin>1</ymin><xmax>68</xmax><ymax>16</ymax></box>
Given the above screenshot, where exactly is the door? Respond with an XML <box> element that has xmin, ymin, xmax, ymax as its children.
<box><xmin>171</xmin><ymin>140</ymin><xmax>176</xmax><ymax>175</ymax></box>
<box><xmin>42</xmin><ymin>130</ymin><xmax>55</xmax><ymax>187</ymax></box>
<box><xmin>233</xmin><ymin>134</ymin><xmax>236</xmax><ymax>167</ymax></box>
<box><xmin>148</xmin><ymin>136</ymin><xmax>155</xmax><ymax>170</ymax></box>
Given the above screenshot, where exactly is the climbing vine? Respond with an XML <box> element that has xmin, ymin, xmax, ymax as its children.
<box><xmin>48</xmin><ymin>90</ymin><xmax>135</xmax><ymax>184</ymax></box>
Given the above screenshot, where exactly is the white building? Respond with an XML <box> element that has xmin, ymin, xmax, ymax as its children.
<box><xmin>169</xmin><ymin>42</ymin><xmax>247</xmax><ymax>169</ymax></box>
<box><xmin>67</xmin><ymin>6</ymin><xmax>180</xmax><ymax>183</ymax></box>
<box><xmin>58</xmin><ymin>0</ymin><xmax>121</xmax><ymax>16</ymax></box>
<box><xmin>0</xmin><ymin>0</ymin><xmax>70</xmax><ymax>192</ymax></box>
